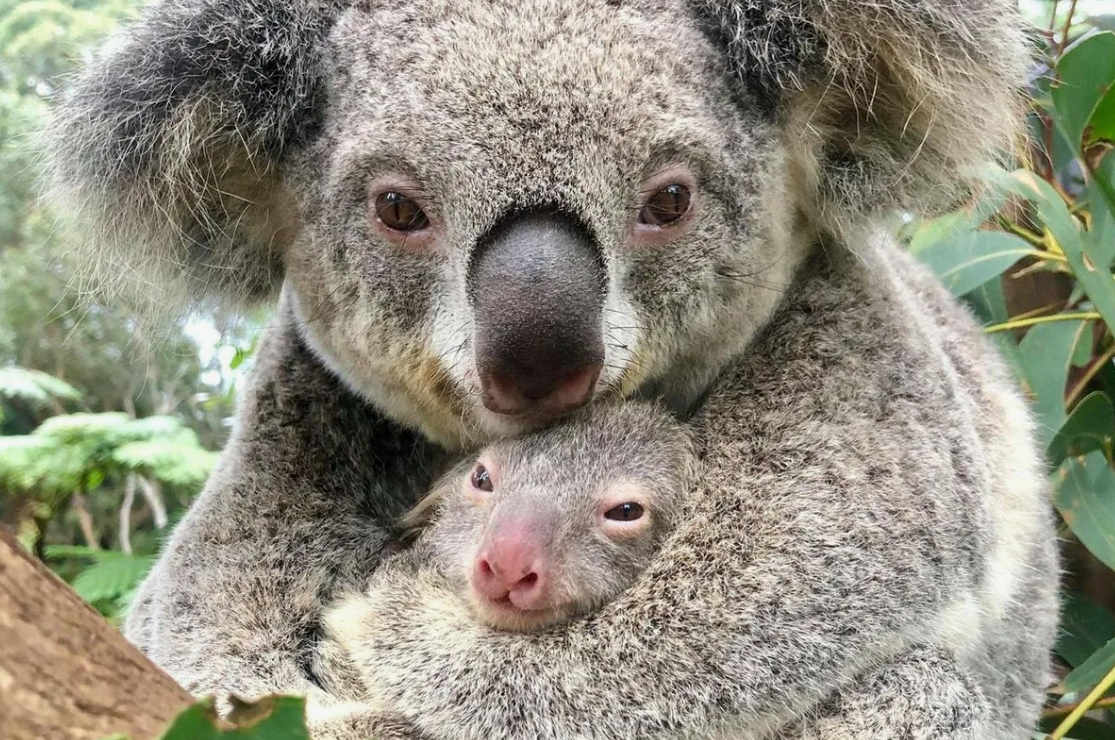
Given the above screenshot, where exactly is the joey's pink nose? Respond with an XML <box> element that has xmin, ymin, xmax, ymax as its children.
<box><xmin>481</xmin><ymin>362</ymin><xmax>602</xmax><ymax>417</ymax></box>
<box><xmin>472</xmin><ymin>540</ymin><xmax>550</xmax><ymax>610</ymax></box>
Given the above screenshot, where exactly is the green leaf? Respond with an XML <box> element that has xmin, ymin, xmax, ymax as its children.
<box><xmin>1071</xmin><ymin>327</ymin><xmax>1095</xmax><ymax>369</ymax></box>
<box><xmin>1058</xmin><ymin>592</ymin><xmax>1115</xmax><ymax>668</ymax></box>
<box><xmin>1055</xmin><ymin>452</ymin><xmax>1115</xmax><ymax>574</ymax></box>
<box><xmin>1038</xmin><ymin>715</ymin><xmax>1115</xmax><ymax>740</ymax></box>
<box><xmin>0</xmin><ymin>366</ymin><xmax>81</xmax><ymax>404</ymax></box>
<box><xmin>906</xmin><ymin>187</ymin><xmax>1008</xmax><ymax>255</ymax></box>
<box><xmin>1048</xmin><ymin>392</ymin><xmax>1115</xmax><ymax>466</ymax></box>
<box><xmin>159</xmin><ymin>696</ymin><xmax>310</xmax><ymax>740</ymax></box>
<box><xmin>1061</xmin><ymin>634</ymin><xmax>1115</xmax><ymax>705</ymax></box>
<box><xmin>44</xmin><ymin>544</ymin><xmax>130</xmax><ymax>561</ymax></box>
<box><xmin>963</xmin><ymin>275</ymin><xmax>1010</xmax><ymax>326</ymax></box>
<box><xmin>67</xmin><ymin>552</ymin><xmax>156</xmax><ymax>604</ymax></box>
<box><xmin>1019</xmin><ymin>320</ymin><xmax>1090</xmax><ymax>448</ymax></box>
<box><xmin>1051</xmin><ymin>32</ymin><xmax>1115</xmax><ymax>149</ymax></box>
<box><xmin>914</xmin><ymin>229</ymin><xmax>1036</xmax><ymax>297</ymax></box>
<box><xmin>1090</xmin><ymin>153</ymin><xmax>1115</xmax><ymax>268</ymax></box>
<box><xmin>1000</xmin><ymin>169</ymin><xmax>1115</xmax><ymax>337</ymax></box>
<box><xmin>114</xmin><ymin>436</ymin><xmax>218</xmax><ymax>487</ymax></box>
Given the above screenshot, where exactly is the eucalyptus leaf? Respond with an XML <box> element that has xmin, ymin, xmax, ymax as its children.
<box><xmin>159</xmin><ymin>696</ymin><xmax>309</xmax><ymax>740</ymax></box>
<box><xmin>914</xmin><ymin>229</ymin><xmax>1035</xmax><ymax>298</ymax></box>
<box><xmin>963</xmin><ymin>275</ymin><xmax>1010</xmax><ymax>325</ymax></box>
<box><xmin>999</xmin><ymin>169</ymin><xmax>1115</xmax><ymax>336</ymax></box>
<box><xmin>1049</xmin><ymin>392</ymin><xmax>1115</xmax><ymax>466</ymax></box>
<box><xmin>1089</xmin><ymin>154</ymin><xmax>1115</xmax><ymax>268</ymax></box>
<box><xmin>1058</xmin><ymin>591</ymin><xmax>1115</xmax><ymax>668</ymax></box>
<box><xmin>1019</xmin><ymin>320</ymin><xmax>1091</xmax><ymax>447</ymax></box>
<box><xmin>1038</xmin><ymin>715</ymin><xmax>1115</xmax><ymax>740</ymax></box>
<box><xmin>1060</xmin><ymin>633</ymin><xmax>1115</xmax><ymax>705</ymax></box>
<box><xmin>1055</xmin><ymin>452</ymin><xmax>1115</xmax><ymax>575</ymax></box>
<box><xmin>1051</xmin><ymin>32</ymin><xmax>1115</xmax><ymax>150</ymax></box>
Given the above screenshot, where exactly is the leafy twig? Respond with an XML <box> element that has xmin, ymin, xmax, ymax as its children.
<box><xmin>1048</xmin><ymin>661</ymin><xmax>1115</xmax><ymax>739</ymax></box>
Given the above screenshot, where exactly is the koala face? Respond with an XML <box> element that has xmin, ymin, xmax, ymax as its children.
<box><xmin>51</xmin><ymin>0</ymin><xmax>1025</xmax><ymax>451</ymax></box>
<box><xmin>284</xmin><ymin>0</ymin><xmax>804</xmax><ymax>447</ymax></box>
<box><xmin>423</xmin><ymin>401</ymin><xmax>695</xmax><ymax>632</ymax></box>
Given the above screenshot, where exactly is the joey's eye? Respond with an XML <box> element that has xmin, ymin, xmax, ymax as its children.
<box><xmin>638</xmin><ymin>184</ymin><xmax>691</xmax><ymax>227</ymax></box>
<box><xmin>604</xmin><ymin>502</ymin><xmax>645</xmax><ymax>521</ymax></box>
<box><xmin>470</xmin><ymin>464</ymin><xmax>494</xmax><ymax>493</ymax></box>
<box><xmin>374</xmin><ymin>191</ymin><xmax>430</xmax><ymax>232</ymax></box>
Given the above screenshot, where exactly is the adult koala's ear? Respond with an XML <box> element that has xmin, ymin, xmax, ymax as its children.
<box><xmin>695</xmin><ymin>0</ymin><xmax>1030</xmax><ymax>235</ymax></box>
<box><xmin>45</xmin><ymin>0</ymin><xmax>345</xmax><ymax>311</ymax></box>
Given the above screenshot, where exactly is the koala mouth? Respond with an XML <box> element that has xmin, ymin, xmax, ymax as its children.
<box><xmin>468</xmin><ymin>592</ymin><xmax>574</xmax><ymax>633</ymax></box>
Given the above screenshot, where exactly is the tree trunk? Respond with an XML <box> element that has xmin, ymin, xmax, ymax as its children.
<box><xmin>119</xmin><ymin>474</ymin><xmax>137</xmax><ymax>554</ymax></box>
<box><xmin>0</xmin><ymin>526</ymin><xmax>192</xmax><ymax>740</ymax></box>
<box><xmin>137</xmin><ymin>476</ymin><xmax>168</xmax><ymax>530</ymax></box>
<box><xmin>71</xmin><ymin>492</ymin><xmax>100</xmax><ymax>550</ymax></box>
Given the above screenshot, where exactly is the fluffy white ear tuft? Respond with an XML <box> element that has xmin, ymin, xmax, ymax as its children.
<box><xmin>44</xmin><ymin>0</ymin><xmax>345</xmax><ymax>316</ymax></box>
<box><xmin>696</xmin><ymin>0</ymin><xmax>1029</xmax><ymax>235</ymax></box>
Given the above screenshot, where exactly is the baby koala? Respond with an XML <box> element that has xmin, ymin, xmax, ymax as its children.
<box><xmin>391</xmin><ymin>401</ymin><xmax>695</xmax><ymax>633</ymax></box>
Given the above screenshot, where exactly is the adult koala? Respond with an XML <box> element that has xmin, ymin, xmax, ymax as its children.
<box><xmin>46</xmin><ymin>0</ymin><xmax>1056</xmax><ymax>738</ymax></box>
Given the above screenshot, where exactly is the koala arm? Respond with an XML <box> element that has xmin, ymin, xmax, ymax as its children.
<box><xmin>326</xmin><ymin>249</ymin><xmax>1011</xmax><ymax>740</ymax></box>
<box><xmin>122</xmin><ymin>307</ymin><xmax>449</xmax><ymax>712</ymax></box>
<box><xmin>774</xmin><ymin>647</ymin><xmax>988</xmax><ymax>740</ymax></box>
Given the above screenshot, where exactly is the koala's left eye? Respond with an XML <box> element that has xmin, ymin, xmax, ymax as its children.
<box><xmin>638</xmin><ymin>184</ymin><xmax>691</xmax><ymax>227</ymax></box>
<box><xmin>471</xmin><ymin>464</ymin><xmax>494</xmax><ymax>493</ymax></box>
<box><xmin>604</xmin><ymin>502</ymin><xmax>645</xmax><ymax>521</ymax></box>
<box><xmin>375</xmin><ymin>191</ymin><xmax>430</xmax><ymax>232</ymax></box>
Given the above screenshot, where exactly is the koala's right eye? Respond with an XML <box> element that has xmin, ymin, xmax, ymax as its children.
<box><xmin>374</xmin><ymin>191</ymin><xmax>430</xmax><ymax>232</ymax></box>
<box><xmin>639</xmin><ymin>184</ymin><xmax>691</xmax><ymax>227</ymax></box>
<box><xmin>471</xmin><ymin>464</ymin><xmax>494</xmax><ymax>492</ymax></box>
<box><xmin>604</xmin><ymin>502</ymin><xmax>645</xmax><ymax>521</ymax></box>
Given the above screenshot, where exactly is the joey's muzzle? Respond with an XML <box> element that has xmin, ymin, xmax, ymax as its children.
<box><xmin>468</xmin><ymin>211</ymin><xmax>605</xmax><ymax>417</ymax></box>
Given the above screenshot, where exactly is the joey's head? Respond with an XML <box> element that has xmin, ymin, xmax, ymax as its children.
<box><xmin>48</xmin><ymin>0</ymin><xmax>1026</xmax><ymax>448</ymax></box>
<box><xmin>416</xmin><ymin>402</ymin><xmax>694</xmax><ymax>632</ymax></box>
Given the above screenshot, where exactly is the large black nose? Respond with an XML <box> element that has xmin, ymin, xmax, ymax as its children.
<box><xmin>468</xmin><ymin>211</ymin><xmax>606</xmax><ymax>417</ymax></box>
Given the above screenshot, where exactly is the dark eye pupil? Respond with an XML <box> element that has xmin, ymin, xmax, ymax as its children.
<box><xmin>471</xmin><ymin>464</ymin><xmax>493</xmax><ymax>492</ymax></box>
<box><xmin>375</xmin><ymin>191</ymin><xmax>430</xmax><ymax>232</ymax></box>
<box><xmin>639</xmin><ymin>184</ymin><xmax>691</xmax><ymax>226</ymax></box>
<box><xmin>604</xmin><ymin>502</ymin><xmax>644</xmax><ymax>521</ymax></box>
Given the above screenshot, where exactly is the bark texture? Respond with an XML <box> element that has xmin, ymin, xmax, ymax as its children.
<box><xmin>0</xmin><ymin>526</ymin><xmax>192</xmax><ymax>740</ymax></box>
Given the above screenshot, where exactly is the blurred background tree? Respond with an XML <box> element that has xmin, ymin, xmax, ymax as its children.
<box><xmin>0</xmin><ymin>0</ymin><xmax>261</xmax><ymax>622</ymax></box>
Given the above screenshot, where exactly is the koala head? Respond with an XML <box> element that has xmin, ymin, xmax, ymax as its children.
<box><xmin>46</xmin><ymin>0</ymin><xmax>1027</xmax><ymax>448</ymax></box>
<box><xmin>411</xmin><ymin>401</ymin><xmax>694</xmax><ymax>632</ymax></box>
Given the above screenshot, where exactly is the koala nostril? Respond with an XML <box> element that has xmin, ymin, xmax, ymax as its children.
<box><xmin>549</xmin><ymin>364</ymin><xmax>601</xmax><ymax>408</ymax></box>
<box><xmin>481</xmin><ymin>361</ymin><xmax>602</xmax><ymax>416</ymax></box>
<box><xmin>473</xmin><ymin>556</ymin><xmax>509</xmax><ymax>601</ymax></box>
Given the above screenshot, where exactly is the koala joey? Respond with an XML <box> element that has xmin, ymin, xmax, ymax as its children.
<box><xmin>45</xmin><ymin>0</ymin><xmax>1056</xmax><ymax>739</ymax></box>
<box><xmin>393</xmin><ymin>401</ymin><xmax>693</xmax><ymax>633</ymax></box>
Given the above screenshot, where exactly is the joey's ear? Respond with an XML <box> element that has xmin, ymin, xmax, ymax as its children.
<box><xmin>695</xmin><ymin>1</ymin><xmax>1030</xmax><ymax>234</ymax></box>
<box><xmin>45</xmin><ymin>0</ymin><xmax>346</xmax><ymax>311</ymax></box>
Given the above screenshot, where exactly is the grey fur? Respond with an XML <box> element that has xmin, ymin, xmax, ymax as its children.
<box><xmin>326</xmin><ymin>243</ymin><xmax>1058</xmax><ymax>740</ymax></box>
<box><xmin>44</xmin><ymin>0</ymin><xmax>1054</xmax><ymax>738</ymax></box>
<box><xmin>400</xmin><ymin>401</ymin><xmax>695</xmax><ymax>632</ymax></box>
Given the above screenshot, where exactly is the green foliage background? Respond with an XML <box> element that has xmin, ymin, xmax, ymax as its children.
<box><xmin>1</xmin><ymin>1</ymin><xmax>1114</xmax><ymax>738</ymax></box>
<box><xmin>0</xmin><ymin>0</ymin><xmax>254</xmax><ymax>623</ymax></box>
